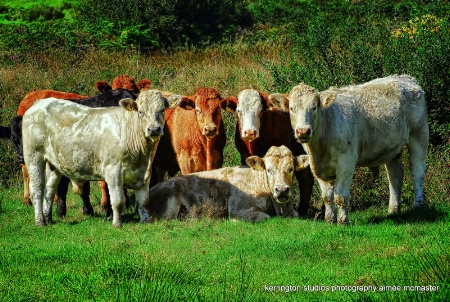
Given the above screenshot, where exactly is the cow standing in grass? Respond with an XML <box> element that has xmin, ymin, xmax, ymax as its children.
<box><xmin>270</xmin><ymin>75</ymin><xmax>429</xmax><ymax>224</ymax></box>
<box><xmin>148</xmin><ymin>145</ymin><xmax>309</xmax><ymax>222</ymax></box>
<box><xmin>22</xmin><ymin>90</ymin><xmax>179</xmax><ymax>227</ymax></box>
<box><xmin>150</xmin><ymin>87</ymin><xmax>228</xmax><ymax>185</ymax></box>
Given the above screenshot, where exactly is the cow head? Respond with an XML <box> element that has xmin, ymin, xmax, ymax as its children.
<box><xmin>176</xmin><ymin>87</ymin><xmax>226</xmax><ymax>139</ymax></box>
<box><xmin>220</xmin><ymin>89</ymin><xmax>286</xmax><ymax>142</ymax></box>
<box><xmin>246</xmin><ymin>145</ymin><xmax>309</xmax><ymax>203</ymax></box>
<box><xmin>95</xmin><ymin>75</ymin><xmax>151</xmax><ymax>94</ymax></box>
<box><xmin>120</xmin><ymin>90</ymin><xmax>181</xmax><ymax>138</ymax></box>
<box><xmin>269</xmin><ymin>83</ymin><xmax>334</xmax><ymax>143</ymax></box>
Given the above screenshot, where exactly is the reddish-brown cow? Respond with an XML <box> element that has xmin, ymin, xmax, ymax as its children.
<box><xmin>17</xmin><ymin>90</ymin><xmax>89</xmax><ymax>116</ymax></box>
<box><xmin>220</xmin><ymin>89</ymin><xmax>315</xmax><ymax>215</ymax></box>
<box><xmin>95</xmin><ymin>74</ymin><xmax>151</xmax><ymax>94</ymax></box>
<box><xmin>151</xmin><ymin>88</ymin><xmax>228</xmax><ymax>185</ymax></box>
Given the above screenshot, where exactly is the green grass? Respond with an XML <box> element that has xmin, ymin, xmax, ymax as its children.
<box><xmin>0</xmin><ymin>1</ymin><xmax>76</xmax><ymax>9</ymax></box>
<box><xmin>1</xmin><ymin>184</ymin><xmax>449</xmax><ymax>301</ymax></box>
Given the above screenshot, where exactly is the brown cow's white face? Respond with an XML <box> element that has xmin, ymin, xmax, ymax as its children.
<box><xmin>246</xmin><ymin>146</ymin><xmax>309</xmax><ymax>203</ymax></box>
<box><xmin>121</xmin><ymin>90</ymin><xmax>178</xmax><ymax>138</ymax></box>
<box><xmin>235</xmin><ymin>89</ymin><xmax>264</xmax><ymax>141</ymax></box>
<box><xmin>179</xmin><ymin>88</ymin><xmax>223</xmax><ymax>139</ymax></box>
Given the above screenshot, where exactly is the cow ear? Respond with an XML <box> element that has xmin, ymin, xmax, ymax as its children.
<box><xmin>137</xmin><ymin>79</ymin><xmax>151</xmax><ymax>91</ymax></box>
<box><xmin>319</xmin><ymin>91</ymin><xmax>336</xmax><ymax>107</ymax></box>
<box><xmin>220</xmin><ymin>96</ymin><xmax>238</xmax><ymax>112</ymax></box>
<box><xmin>95</xmin><ymin>81</ymin><xmax>112</xmax><ymax>93</ymax></box>
<box><xmin>246</xmin><ymin>156</ymin><xmax>266</xmax><ymax>171</ymax></box>
<box><xmin>178</xmin><ymin>96</ymin><xmax>196</xmax><ymax>110</ymax></box>
<box><xmin>166</xmin><ymin>94</ymin><xmax>182</xmax><ymax>108</ymax></box>
<box><xmin>119</xmin><ymin>98</ymin><xmax>138</xmax><ymax>111</ymax></box>
<box><xmin>294</xmin><ymin>155</ymin><xmax>310</xmax><ymax>171</ymax></box>
<box><xmin>267</xmin><ymin>93</ymin><xmax>289</xmax><ymax>112</ymax></box>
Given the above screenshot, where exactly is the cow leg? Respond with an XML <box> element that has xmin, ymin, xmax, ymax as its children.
<box><xmin>123</xmin><ymin>189</ymin><xmax>130</xmax><ymax>208</ymax></box>
<box><xmin>27</xmin><ymin>158</ymin><xmax>46</xmax><ymax>226</ymax></box>
<box><xmin>22</xmin><ymin>164</ymin><xmax>32</xmax><ymax>205</ymax></box>
<box><xmin>317</xmin><ymin>179</ymin><xmax>335</xmax><ymax>223</ymax></box>
<box><xmin>105</xmin><ymin>173</ymin><xmax>124</xmax><ymax>227</ymax></box>
<box><xmin>408</xmin><ymin>138</ymin><xmax>427</xmax><ymax>210</ymax></box>
<box><xmin>43</xmin><ymin>163</ymin><xmax>62</xmax><ymax>224</ymax></box>
<box><xmin>134</xmin><ymin>180</ymin><xmax>151</xmax><ymax>223</ymax></box>
<box><xmin>295</xmin><ymin>168</ymin><xmax>314</xmax><ymax>216</ymax></box>
<box><xmin>385</xmin><ymin>155</ymin><xmax>404</xmax><ymax>215</ymax></box>
<box><xmin>81</xmin><ymin>182</ymin><xmax>94</xmax><ymax>215</ymax></box>
<box><xmin>56</xmin><ymin>176</ymin><xmax>70</xmax><ymax>217</ymax></box>
<box><xmin>238</xmin><ymin>207</ymin><xmax>271</xmax><ymax>222</ymax></box>
<box><xmin>99</xmin><ymin>181</ymin><xmax>110</xmax><ymax>213</ymax></box>
<box><xmin>333</xmin><ymin>169</ymin><xmax>354</xmax><ymax>225</ymax></box>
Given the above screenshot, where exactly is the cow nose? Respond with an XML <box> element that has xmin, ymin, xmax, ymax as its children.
<box><xmin>295</xmin><ymin>128</ymin><xmax>311</xmax><ymax>141</ymax></box>
<box><xmin>275</xmin><ymin>186</ymin><xmax>290</xmax><ymax>202</ymax></box>
<box><xmin>203</xmin><ymin>126</ymin><xmax>217</xmax><ymax>137</ymax></box>
<box><xmin>243</xmin><ymin>129</ymin><xmax>257</xmax><ymax>141</ymax></box>
<box><xmin>148</xmin><ymin>125</ymin><xmax>162</xmax><ymax>136</ymax></box>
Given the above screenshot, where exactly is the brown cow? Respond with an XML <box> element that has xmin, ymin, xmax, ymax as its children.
<box><xmin>17</xmin><ymin>90</ymin><xmax>89</xmax><ymax>116</ymax></box>
<box><xmin>151</xmin><ymin>88</ymin><xmax>228</xmax><ymax>186</ymax></box>
<box><xmin>95</xmin><ymin>74</ymin><xmax>151</xmax><ymax>94</ymax></box>
<box><xmin>220</xmin><ymin>89</ymin><xmax>314</xmax><ymax>215</ymax></box>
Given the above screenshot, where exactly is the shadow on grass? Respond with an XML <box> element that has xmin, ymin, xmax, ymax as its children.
<box><xmin>366</xmin><ymin>205</ymin><xmax>449</xmax><ymax>224</ymax></box>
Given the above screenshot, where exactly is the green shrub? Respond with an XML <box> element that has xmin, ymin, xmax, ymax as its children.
<box><xmin>73</xmin><ymin>0</ymin><xmax>252</xmax><ymax>50</ymax></box>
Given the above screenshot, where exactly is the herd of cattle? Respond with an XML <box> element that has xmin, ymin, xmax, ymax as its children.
<box><xmin>0</xmin><ymin>74</ymin><xmax>429</xmax><ymax>227</ymax></box>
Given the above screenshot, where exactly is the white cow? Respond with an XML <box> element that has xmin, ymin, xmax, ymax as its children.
<box><xmin>270</xmin><ymin>75</ymin><xmax>429</xmax><ymax>224</ymax></box>
<box><xmin>147</xmin><ymin>145</ymin><xmax>309</xmax><ymax>222</ymax></box>
<box><xmin>22</xmin><ymin>90</ymin><xmax>180</xmax><ymax>227</ymax></box>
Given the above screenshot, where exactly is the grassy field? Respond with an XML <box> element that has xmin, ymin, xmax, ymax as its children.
<box><xmin>0</xmin><ymin>46</ymin><xmax>449</xmax><ymax>301</ymax></box>
<box><xmin>0</xmin><ymin>185</ymin><xmax>449</xmax><ymax>301</ymax></box>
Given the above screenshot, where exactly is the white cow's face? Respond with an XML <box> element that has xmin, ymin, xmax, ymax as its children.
<box><xmin>121</xmin><ymin>90</ymin><xmax>177</xmax><ymax>138</ymax></box>
<box><xmin>235</xmin><ymin>89</ymin><xmax>264</xmax><ymax>142</ymax></box>
<box><xmin>246</xmin><ymin>146</ymin><xmax>309</xmax><ymax>203</ymax></box>
<box><xmin>288</xmin><ymin>84</ymin><xmax>320</xmax><ymax>143</ymax></box>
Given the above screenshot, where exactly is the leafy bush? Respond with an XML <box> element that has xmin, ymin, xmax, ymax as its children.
<box><xmin>73</xmin><ymin>0</ymin><xmax>252</xmax><ymax>50</ymax></box>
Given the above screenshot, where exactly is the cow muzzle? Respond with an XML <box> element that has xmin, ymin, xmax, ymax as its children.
<box><xmin>274</xmin><ymin>186</ymin><xmax>290</xmax><ymax>203</ymax></box>
<box><xmin>147</xmin><ymin>125</ymin><xmax>163</xmax><ymax>137</ymax></box>
<box><xmin>295</xmin><ymin>127</ymin><xmax>311</xmax><ymax>143</ymax></box>
<box><xmin>202</xmin><ymin>125</ymin><xmax>218</xmax><ymax>138</ymax></box>
<box><xmin>242</xmin><ymin>129</ymin><xmax>258</xmax><ymax>142</ymax></box>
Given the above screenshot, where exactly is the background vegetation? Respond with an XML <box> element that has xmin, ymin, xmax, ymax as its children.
<box><xmin>0</xmin><ymin>0</ymin><xmax>449</xmax><ymax>301</ymax></box>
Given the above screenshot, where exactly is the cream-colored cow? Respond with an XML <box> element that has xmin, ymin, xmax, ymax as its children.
<box><xmin>22</xmin><ymin>90</ymin><xmax>180</xmax><ymax>227</ymax></box>
<box><xmin>148</xmin><ymin>145</ymin><xmax>309</xmax><ymax>222</ymax></box>
<box><xmin>270</xmin><ymin>75</ymin><xmax>429</xmax><ymax>224</ymax></box>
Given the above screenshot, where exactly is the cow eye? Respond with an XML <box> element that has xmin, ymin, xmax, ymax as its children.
<box><xmin>236</xmin><ymin>108</ymin><xmax>241</xmax><ymax>115</ymax></box>
<box><xmin>267</xmin><ymin>169</ymin><xmax>273</xmax><ymax>175</ymax></box>
<box><xmin>138</xmin><ymin>111</ymin><xmax>145</xmax><ymax>117</ymax></box>
<box><xmin>289</xmin><ymin>107</ymin><xmax>294</xmax><ymax>112</ymax></box>
<box><xmin>195</xmin><ymin>107</ymin><xmax>201</xmax><ymax>114</ymax></box>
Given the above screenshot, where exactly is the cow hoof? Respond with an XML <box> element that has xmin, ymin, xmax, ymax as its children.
<box><xmin>112</xmin><ymin>221</ymin><xmax>122</xmax><ymax>228</ymax></box>
<box><xmin>83</xmin><ymin>206</ymin><xmax>94</xmax><ymax>216</ymax></box>
<box><xmin>23</xmin><ymin>198</ymin><xmax>33</xmax><ymax>206</ymax></box>
<box><xmin>413</xmin><ymin>201</ymin><xmax>425</xmax><ymax>210</ymax></box>
<box><xmin>337</xmin><ymin>218</ymin><xmax>349</xmax><ymax>225</ymax></box>
<box><xmin>35</xmin><ymin>220</ymin><xmax>46</xmax><ymax>227</ymax></box>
